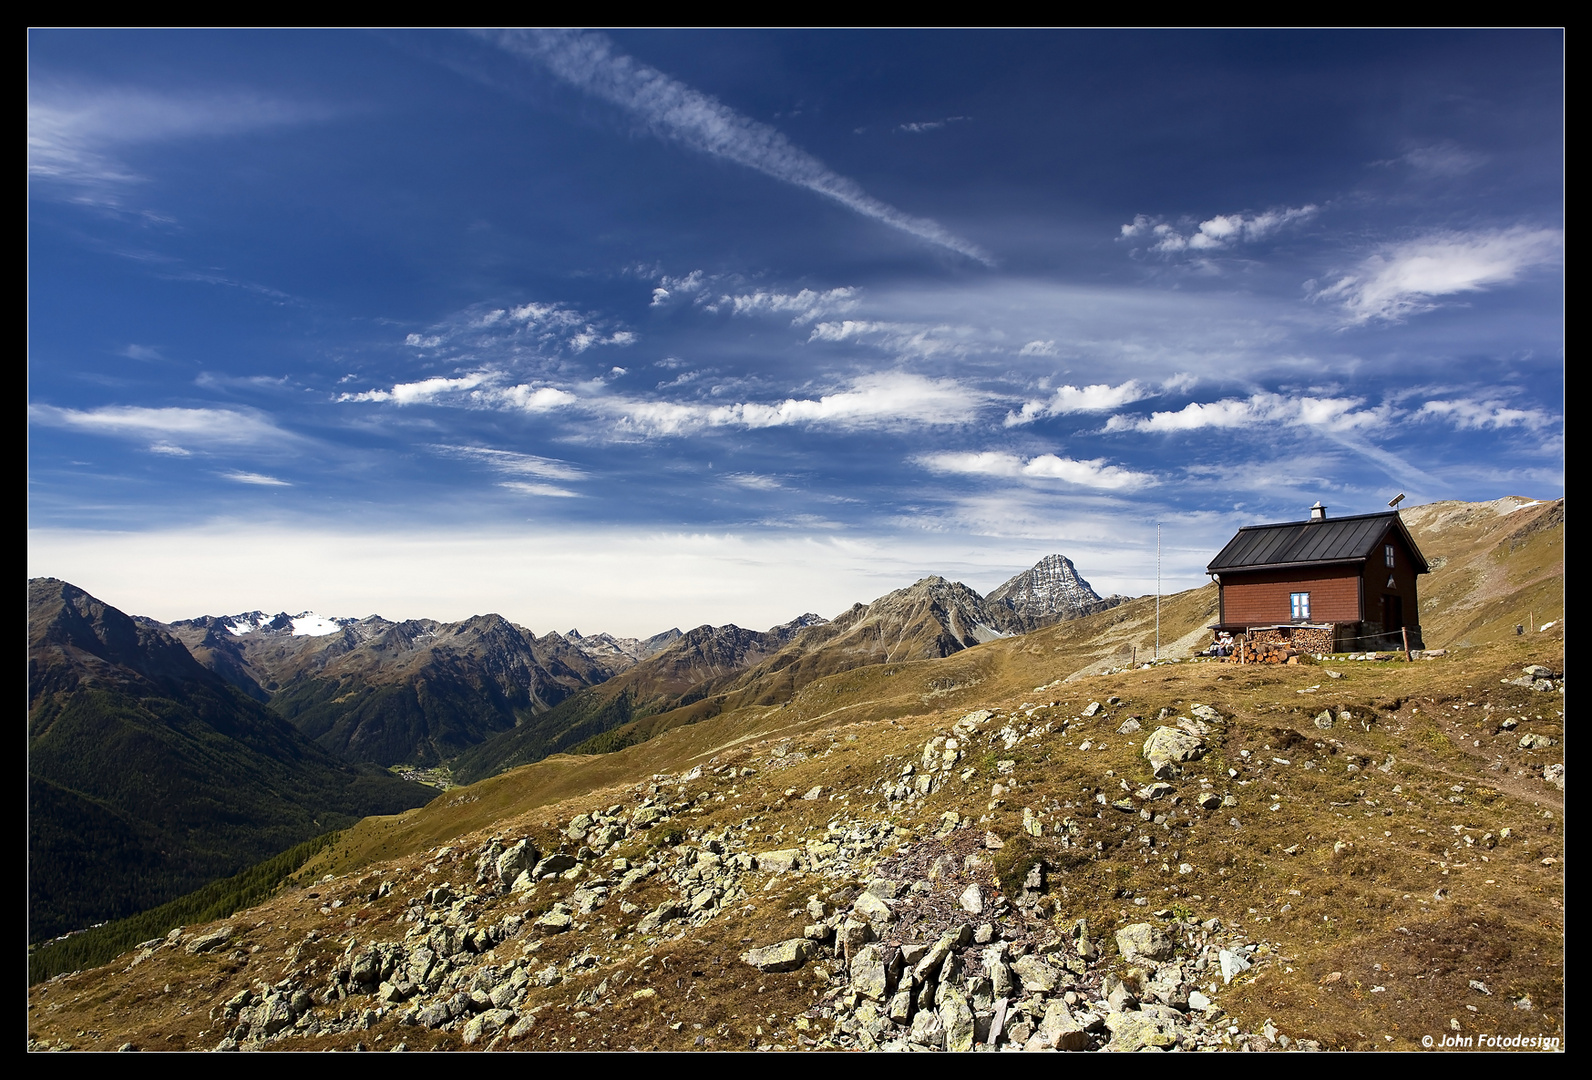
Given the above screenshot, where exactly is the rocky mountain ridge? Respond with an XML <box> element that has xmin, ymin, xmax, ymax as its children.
<box><xmin>27</xmin><ymin>579</ymin><xmax>433</xmax><ymax>941</ymax></box>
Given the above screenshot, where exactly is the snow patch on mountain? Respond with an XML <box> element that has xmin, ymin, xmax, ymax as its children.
<box><xmin>220</xmin><ymin>611</ymin><xmax>358</xmax><ymax>637</ymax></box>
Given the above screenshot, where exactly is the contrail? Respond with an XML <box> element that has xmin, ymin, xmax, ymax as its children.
<box><xmin>491</xmin><ymin>29</ymin><xmax>994</xmax><ymax>266</ymax></box>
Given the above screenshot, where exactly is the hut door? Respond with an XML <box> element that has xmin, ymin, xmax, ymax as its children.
<box><xmin>1382</xmin><ymin>594</ymin><xmax>1404</xmax><ymax>634</ymax></box>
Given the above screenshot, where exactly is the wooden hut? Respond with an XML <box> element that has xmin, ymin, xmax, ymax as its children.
<box><xmin>1206</xmin><ymin>502</ymin><xmax>1428</xmax><ymax>654</ymax></box>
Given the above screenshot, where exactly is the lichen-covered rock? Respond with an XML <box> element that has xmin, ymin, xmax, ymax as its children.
<box><xmin>1115</xmin><ymin>922</ymin><xmax>1175</xmax><ymax>963</ymax></box>
<box><xmin>755</xmin><ymin>849</ymin><xmax>803</xmax><ymax>873</ymax></box>
<box><xmin>462</xmin><ymin>1008</ymin><xmax>514</xmax><ymax>1045</ymax></box>
<box><xmin>184</xmin><ymin>925</ymin><xmax>234</xmax><ymax>954</ymax></box>
<box><xmin>850</xmin><ymin>944</ymin><xmax>894</xmax><ymax>1001</ymax></box>
<box><xmin>938</xmin><ymin>989</ymin><xmax>976</xmax><ymax>1051</ymax></box>
<box><xmin>1143</xmin><ymin>726</ymin><xmax>1206</xmax><ymax>765</ymax></box>
<box><xmin>740</xmin><ymin>938</ymin><xmax>814</xmax><ymax>972</ymax></box>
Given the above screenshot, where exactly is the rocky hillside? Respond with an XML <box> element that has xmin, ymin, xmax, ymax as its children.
<box><xmin>26</xmin><ymin>580</ymin><xmax>434</xmax><ymax>942</ymax></box>
<box><xmin>28</xmin><ymin>620</ymin><xmax>1564</xmax><ymax>1052</ymax></box>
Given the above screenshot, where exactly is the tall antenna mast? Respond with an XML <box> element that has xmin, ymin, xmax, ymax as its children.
<box><xmin>1155</xmin><ymin>522</ymin><xmax>1162</xmax><ymax>662</ymax></box>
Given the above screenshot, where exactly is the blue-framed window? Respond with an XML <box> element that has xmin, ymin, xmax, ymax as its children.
<box><xmin>1290</xmin><ymin>592</ymin><xmax>1311</xmax><ymax>620</ymax></box>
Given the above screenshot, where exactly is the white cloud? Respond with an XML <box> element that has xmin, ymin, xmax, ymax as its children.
<box><xmin>395</xmin><ymin>298</ymin><xmax>634</xmax><ymax>360</ymax></box>
<box><xmin>485</xmin><ymin>385</ymin><xmax>578</xmax><ymax>411</ymax></box>
<box><xmin>916</xmin><ymin>450</ymin><xmax>1153</xmax><ymax>490</ymax></box>
<box><xmin>728</xmin><ymin>373</ymin><xmax>984</xmax><ymax>430</ymax></box>
<box><xmin>221</xmin><ymin>471</ymin><xmax>291</xmax><ymax>486</ymax></box>
<box><xmin>725</xmin><ymin>287</ymin><xmax>860</xmax><ymax>324</ymax></box>
<box><xmin>341</xmin><ymin>373</ymin><xmax>488</xmax><ymax>404</ymax></box>
<box><xmin>1311</xmin><ymin>226</ymin><xmax>1562</xmax><ymax>323</ymax></box>
<box><xmin>1106</xmin><ymin>392</ymin><xmax>1392</xmax><ymax>434</ymax></box>
<box><xmin>1121</xmin><ymin>205</ymin><xmax>1318</xmax><ymax>255</ymax></box>
<box><xmin>491</xmin><ymin>30</ymin><xmax>993</xmax><ymax>264</ymax></box>
<box><xmin>805</xmin><ymin>318</ymin><xmax>885</xmax><ymax>341</ymax></box>
<box><xmin>608</xmin><ymin>373</ymin><xmax>989</xmax><ymax>436</ymax></box>
<box><xmin>652</xmin><ymin>269</ymin><xmax>708</xmax><ymax>306</ymax></box>
<box><xmin>1416</xmin><ymin>398</ymin><xmax>1554</xmax><ymax>430</ymax></box>
<box><xmin>29</xmin><ymin>403</ymin><xmax>298</xmax><ymax>451</ymax></box>
<box><xmin>1018</xmin><ymin>340</ymin><xmax>1058</xmax><ymax>357</ymax></box>
<box><xmin>339</xmin><ymin>372</ymin><xmax>578</xmax><ymax>413</ymax></box>
<box><xmin>1006</xmin><ymin>380</ymin><xmax>1153</xmax><ymax>426</ymax></box>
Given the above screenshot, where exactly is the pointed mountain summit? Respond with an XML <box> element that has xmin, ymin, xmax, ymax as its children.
<box><xmin>989</xmin><ymin>554</ymin><xmax>1126</xmax><ymax>632</ymax></box>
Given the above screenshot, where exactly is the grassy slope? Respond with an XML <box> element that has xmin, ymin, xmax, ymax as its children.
<box><xmin>1402</xmin><ymin>498</ymin><xmax>1565</xmax><ymax>648</ymax></box>
<box><xmin>27</xmin><ymin>499</ymin><xmax>1564</xmax><ymax>1050</ymax></box>
<box><xmin>28</xmin><ymin>632</ymin><xmax>1564</xmax><ymax>1052</ymax></box>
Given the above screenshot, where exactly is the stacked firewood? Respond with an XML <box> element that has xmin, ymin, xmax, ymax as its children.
<box><xmin>1226</xmin><ymin>640</ymin><xmax>1297</xmax><ymax>664</ymax></box>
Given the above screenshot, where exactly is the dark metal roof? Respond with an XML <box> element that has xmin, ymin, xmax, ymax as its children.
<box><xmin>1206</xmin><ymin>511</ymin><xmax>1429</xmax><ymax>574</ymax></box>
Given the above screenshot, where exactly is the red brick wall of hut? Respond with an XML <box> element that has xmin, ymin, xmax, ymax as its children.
<box><xmin>1219</xmin><ymin>567</ymin><xmax>1362</xmax><ymax>626</ymax></box>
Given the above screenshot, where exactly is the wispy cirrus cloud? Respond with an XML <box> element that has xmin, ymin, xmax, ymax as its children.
<box><xmin>1309</xmin><ymin>226</ymin><xmax>1562</xmax><ymax>324</ymax></box>
<box><xmin>915</xmin><ymin>450</ymin><xmax>1154</xmax><ymax>490</ymax></box>
<box><xmin>724</xmin><ymin>473</ymin><xmax>783</xmax><ymax>490</ymax></box>
<box><xmin>896</xmin><ymin>115</ymin><xmax>969</xmax><ymax>134</ymax></box>
<box><xmin>221</xmin><ymin>470</ymin><xmax>291</xmax><ymax>486</ymax></box>
<box><xmin>430</xmin><ymin>444</ymin><xmax>584</xmax><ymax>497</ymax></box>
<box><xmin>28</xmin><ymin>80</ymin><xmax>317</xmax><ymax>210</ymax></box>
<box><xmin>431</xmin><ymin>444</ymin><xmax>585</xmax><ymax>480</ymax></box>
<box><xmin>1121</xmin><ymin>205</ymin><xmax>1318</xmax><ymax>255</ymax></box>
<box><xmin>1372</xmin><ymin>141</ymin><xmax>1489</xmax><ymax>178</ymax></box>
<box><xmin>489</xmin><ymin>29</ymin><xmax>993</xmax><ymax>265</ymax></box>
<box><xmin>29</xmin><ymin>403</ymin><xmax>301</xmax><ymax>452</ymax></box>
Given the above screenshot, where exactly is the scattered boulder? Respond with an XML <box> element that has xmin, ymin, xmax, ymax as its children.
<box><xmin>741</xmin><ymin>938</ymin><xmax>814</xmax><ymax>973</ymax></box>
<box><xmin>1143</xmin><ymin>727</ymin><xmax>1206</xmax><ymax>770</ymax></box>
<box><xmin>1116</xmin><ymin>922</ymin><xmax>1175</xmax><ymax>963</ymax></box>
<box><xmin>184</xmin><ymin>925</ymin><xmax>235</xmax><ymax>954</ymax></box>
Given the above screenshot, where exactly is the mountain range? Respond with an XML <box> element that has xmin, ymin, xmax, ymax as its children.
<box><xmin>28</xmin><ymin>552</ymin><xmax>1119</xmax><ymax>940</ymax></box>
<box><xmin>152</xmin><ymin>553</ymin><xmax>1122</xmax><ymax>776</ymax></box>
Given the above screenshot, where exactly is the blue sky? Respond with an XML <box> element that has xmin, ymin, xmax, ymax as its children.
<box><xmin>28</xmin><ymin>30</ymin><xmax>1564</xmax><ymax>635</ymax></box>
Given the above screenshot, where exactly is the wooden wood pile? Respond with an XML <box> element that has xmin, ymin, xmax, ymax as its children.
<box><xmin>1226</xmin><ymin>640</ymin><xmax>1298</xmax><ymax>664</ymax></box>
